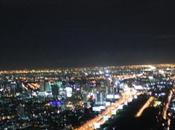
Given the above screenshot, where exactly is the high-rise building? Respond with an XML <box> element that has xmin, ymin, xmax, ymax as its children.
<box><xmin>39</xmin><ymin>80</ymin><xmax>45</xmax><ymax>91</ymax></box>
<box><xmin>51</xmin><ymin>83</ymin><xmax>59</xmax><ymax>99</ymax></box>
<box><xmin>10</xmin><ymin>81</ymin><xmax>17</xmax><ymax>96</ymax></box>
<box><xmin>95</xmin><ymin>92</ymin><xmax>104</xmax><ymax>105</ymax></box>
<box><xmin>45</xmin><ymin>81</ymin><xmax>52</xmax><ymax>92</ymax></box>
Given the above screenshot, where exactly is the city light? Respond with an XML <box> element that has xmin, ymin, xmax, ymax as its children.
<box><xmin>0</xmin><ymin>64</ymin><xmax>175</xmax><ymax>129</ymax></box>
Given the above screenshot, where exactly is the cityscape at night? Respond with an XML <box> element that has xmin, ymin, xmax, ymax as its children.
<box><xmin>0</xmin><ymin>64</ymin><xmax>175</xmax><ymax>130</ymax></box>
<box><xmin>1</xmin><ymin>0</ymin><xmax>175</xmax><ymax>130</ymax></box>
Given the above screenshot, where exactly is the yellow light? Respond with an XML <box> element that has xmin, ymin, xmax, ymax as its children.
<box><xmin>135</xmin><ymin>96</ymin><xmax>155</xmax><ymax>118</ymax></box>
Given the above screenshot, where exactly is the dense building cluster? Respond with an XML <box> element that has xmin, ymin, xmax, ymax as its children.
<box><xmin>1</xmin><ymin>64</ymin><xmax>175</xmax><ymax>130</ymax></box>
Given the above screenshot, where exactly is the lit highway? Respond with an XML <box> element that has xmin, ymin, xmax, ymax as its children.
<box><xmin>162</xmin><ymin>87</ymin><xmax>175</xmax><ymax>130</ymax></box>
<box><xmin>163</xmin><ymin>90</ymin><xmax>173</xmax><ymax>120</ymax></box>
<box><xmin>75</xmin><ymin>90</ymin><xmax>139</xmax><ymax>130</ymax></box>
<box><xmin>0</xmin><ymin>64</ymin><xmax>175</xmax><ymax>129</ymax></box>
<box><xmin>135</xmin><ymin>96</ymin><xmax>155</xmax><ymax>118</ymax></box>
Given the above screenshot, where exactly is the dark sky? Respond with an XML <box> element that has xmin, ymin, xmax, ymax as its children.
<box><xmin>0</xmin><ymin>0</ymin><xmax>175</xmax><ymax>69</ymax></box>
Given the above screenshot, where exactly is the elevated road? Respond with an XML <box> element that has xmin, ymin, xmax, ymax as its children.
<box><xmin>75</xmin><ymin>90</ymin><xmax>139</xmax><ymax>130</ymax></box>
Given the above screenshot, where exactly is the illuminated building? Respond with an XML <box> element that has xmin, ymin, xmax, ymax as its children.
<box><xmin>45</xmin><ymin>81</ymin><xmax>52</xmax><ymax>92</ymax></box>
<box><xmin>51</xmin><ymin>83</ymin><xmax>59</xmax><ymax>99</ymax></box>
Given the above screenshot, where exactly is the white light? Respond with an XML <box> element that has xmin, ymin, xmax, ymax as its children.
<box><xmin>105</xmin><ymin>74</ymin><xmax>110</xmax><ymax>77</ymax></box>
<box><xmin>105</xmin><ymin>102</ymin><xmax>111</xmax><ymax>106</ymax></box>
<box><xmin>92</xmin><ymin>107</ymin><xmax>101</xmax><ymax>112</ymax></box>
<box><xmin>115</xmin><ymin>80</ymin><xmax>120</xmax><ymax>86</ymax></box>
<box><xmin>133</xmin><ymin>84</ymin><xmax>143</xmax><ymax>90</ymax></box>
<box><xmin>118</xmin><ymin>105</ymin><xmax>123</xmax><ymax>110</ymax></box>
<box><xmin>16</xmin><ymin>93</ymin><xmax>20</xmax><ymax>96</ymax></box>
<box><xmin>159</xmin><ymin>93</ymin><xmax>166</xmax><ymax>96</ymax></box>
<box><xmin>106</xmin><ymin>94</ymin><xmax>114</xmax><ymax>99</ymax></box>
<box><xmin>124</xmin><ymin>102</ymin><xmax>128</xmax><ymax>105</ymax></box>
<box><xmin>32</xmin><ymin>92</ymin><xmax>37</xmax><ymax>97</ymax></box>
<box><xmin>128</xmin><ymin>97</ymin><xmax>133</xmax><ymax>102</ymax></box>
<box><xmin>92</xmin><ymin>106</ymin><xmax>106</xmax><ymax>112</ymax></box>
<box><xmin>99</xmin><ymin>71</ymin><xmax>103</xmax><ymax>74</ymax></box>
<box><xmin>38</xmin><ymin>91</ymin><xmax>47</xmax><ymax>97</ymax></box>
<box><xmin>105</xmin><ymin>70</ymin><xmax>109</xmax><ymax>73</ymax></box>
<box><xmin>148</xmin><ymin>76</ymin><xmax>154</xmax><ymax>80</ymax></box>
<box><xmin>159</xmin><ymin>70</ymin><xmax>165</xmax><ymax>74</ymax></box>
<box><xmin>94</xmin><ymin>123</ymin><xmax>100</xmax><ymax>129</ymax></box>
<box><xmin>112</xmin><ymin>109</ymin><xmax>117</xmax><ymax>115</ymax></box>
<box><xmin>65</xmin><ymin>87</ymin><xmax>72</xmax><ymax>97</ymax></box>
<box><xmin>149</xmin><ymin>65</ymin><xmax>156</xmax><ymax>70</ymax></box>
<box><xmin>103</xmin><ymin>116</ymin><xmax>110</xmax><ymax>121</ymax></box>
<box><xmin>114</xmin><ymin>94</ymin><xmax>120</xmax><ymax>99</ymax></box>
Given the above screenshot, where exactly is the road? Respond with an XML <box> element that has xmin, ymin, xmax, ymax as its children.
<box><xmin>75</xmin><ymin>90</ymin><xmax>139</xmax><ymax>130</ymax></box>
<box><xmin>135</xmin><ymin>96</ymin><xmax>155</xmax><ymax>118</ymax></box>
<box><xmin>162</xmin><ymin>87</ymin><xmax>175</xmax><ymax>130</ymax></box>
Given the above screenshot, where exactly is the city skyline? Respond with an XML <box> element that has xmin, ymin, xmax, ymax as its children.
<box><xmin>1</xmin><ymin>1</ymin><xmax>175</xmax><ymax>130</ymax></box>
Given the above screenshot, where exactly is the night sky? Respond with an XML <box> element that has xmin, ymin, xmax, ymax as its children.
<box><xmin>0</xmin><ymin>0</ymin><xmax>175</xmax><ymax>69</ymax></box>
